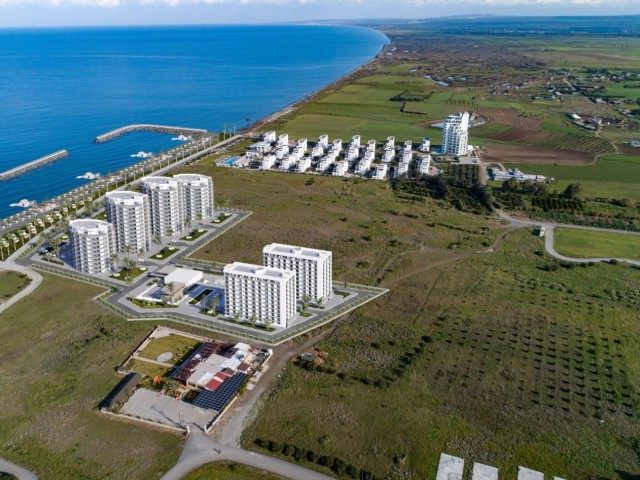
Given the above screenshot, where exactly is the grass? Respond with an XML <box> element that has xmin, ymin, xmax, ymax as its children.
<box><xmin>181</xmin><ymin>228</ymin><xmax>208</xmax><ymax>241</ymax></box>
<box><xmin>151</xmin><ymin>246</ymin><xmax>180</xmax><ymax>260</ymax></box>
<box><xmin>137</xmin><ymin>333</ymin><xmax>201</xmax><ymax>364</ymax></box>
<box><xmin>110</xmin><ymin>266</ymin><xmax>148</xmax><ymax>282</ymax></box>
<box><xmin>0</xmin><ymin>274</ymin><xmax>183</xmax><ymax>478</ymax></box>
<box><xmin>242</xmin><ymin>229</ymin><xmax>640</xmax><ymax>479</ymax></box>
<box><xmin>124</xmin><ymin>358</ymin><xmax>172</xmax><ymax>379</ymax></box>
<box><xmin>504</xmin><ymin>154</ymin><xmax>640</xmax><ymax>201</ymax></box>
<box><xmin>128</xmin><ymin>297</ymin><xmax>177</xmax><ymax>309</ymax></box>
<box><xmin>554</xmin><ymin>228</ymin><xmax>640</xmax><ymax>261</ymax></box>
<box><xmin>213</xmin><ymin>213</ymin><xmax>232</xmax><ymax>224</ymax></box>
<box><xmin>0</xmin><ymin>270</ymin><xmax>31</xmax><ymax>303</ymax></box>
<box><xmin>183</xmin><ymin>462</ymin><xmax>285</xmax><ymax>480</ymax></box>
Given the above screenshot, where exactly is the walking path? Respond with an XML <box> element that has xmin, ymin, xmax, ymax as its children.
<box><xmin>497</xmin><ymin>210</ymin><xmax>640</xmax><ymax>266</ymax></box>
<box><xmin>0</xmin><ymin>260</ymin><xmax>42</xmax><ymax>315</ymax></box>
<box><xmin>160</xmin><ymin>431</ymin><xmax>334</xmax><ymax>480</ymax></box>
<box><xmin>0</xmin><ymin>458</ymin><xmax>38</xmax><ymax>480</ymax></box>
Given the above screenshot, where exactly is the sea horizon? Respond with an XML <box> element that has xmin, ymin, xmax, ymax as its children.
<box><xmin>0</xmin><ymin>24</ymin><xmax>389</xmax><ymax>219</ymax></box>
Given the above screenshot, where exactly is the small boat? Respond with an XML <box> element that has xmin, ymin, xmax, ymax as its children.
<box><xmin>130</xmin><ymin>151</ymin><xmax>152</xmax><ymax>158</ymax></box>
<box><xmin>9</xmin><ymin>199</ymin><xmax>36</xmax><ymax>208</ymax></box>
<box><xmin>172</xmin><ymin>134</ymin><xmax>192</xmax><ymax>142</ymax></box>
<box><xmin>76</xmin><ymin>172</ymin><xmax>102</xmax><ymax>180</ymax></box>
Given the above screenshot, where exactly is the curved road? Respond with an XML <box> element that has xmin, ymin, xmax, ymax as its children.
<box><xmin>0</xmin><ymin>458</ymin><xmax>38</xmax><ymax>480</ymax></box>
<box><xmin>497</xmin><ymin>210</ymin><xmax>640</xmax><ymax>266</ymax></box>
<box><xmin>160</xmin><ymin>431</ymin><xmax>334</xmax><ymax>480</ymax></box>
<box><xmin>0</xmin><ymin>260</ymin><xmax>43</xmax><ymax>315</ymax></box>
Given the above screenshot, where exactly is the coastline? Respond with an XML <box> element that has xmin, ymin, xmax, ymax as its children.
<box><xmin>242</xmin><ymin>31</ymin><xmax>391</xmax><ymax>134</ymax></box>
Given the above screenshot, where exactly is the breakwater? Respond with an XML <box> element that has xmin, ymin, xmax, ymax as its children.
<box><xmin>0</xmin><ymin>150</ymin><xmax>69</xmax><ymax>181</ymax></box>
<box><xmin>93</xmin><ymin>124</ymin><xmax>208</xmax><ymax>144</ymax></box>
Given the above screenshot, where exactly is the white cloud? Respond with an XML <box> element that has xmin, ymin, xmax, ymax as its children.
<box><xmin>0</xmin><ymin>0</ymin><xmax>632</xmax><ymax>7</ymax></box>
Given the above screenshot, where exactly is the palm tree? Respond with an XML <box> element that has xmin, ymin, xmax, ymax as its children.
<box><xmin>264</xmin><ymin>318</ymin><xmax>272</xmax><ymax>330</ymax></box>
<box><xmin>250</xmin><ymin>313</ymin><xmax>258</xmax><ymax>328</ymax></box>
<box><xmin>110</xmin><ymin>252</ymin><xmax>120</xmax><ymax>271</ymax></box>
<box><xmin>167</xmin><ymin>227</ymin><xmax>174</xmax><ymax>246</ymax></box>
<box><xmin>164</xmin><ymin>379</ymin><xmax>180</xmax><ymax>398</ymax></box>
<box><xmin>233</xmin><ymin>311</ymin><xmax>241</xmax><ymax>324</ymax></box>
<box><xmin>153</xmin><ymin>233</ymin><xmax>162</xmax><ymax>248</ymax></box>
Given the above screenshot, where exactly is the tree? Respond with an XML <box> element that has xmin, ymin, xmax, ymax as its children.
<box><xmin>167</xmin><ymin>227</ymin><xmax>174</xmax><ymax>245</ymax></box>
<box><xmin>164</xmin><ymin>379</ymin><xmax>180</xmax><ymax>398</ymax></box>
<box><xmin>110</xmin><ymin>252</ymin><xmax>120</xmax><ymax>271</ymax></box>
<box><xmin>153</xmin><ymin>234</ymin><xmax>162</xmax><ymax>248</ymax></box>
<box><xmin>263</xmin><ymin>318</ymin><xmax>272</xmax><ymax>330</ymax></box>
<box><xmin>123</xmin><ymin>256</ymin><xmax>136</xmax><ymax>272</ymax></box>
<box><xmin>250</xmin><ymin>313</ymin><xmax>258</xmax><ymax>327</ymax></box>
<box><xmin>233</xmin><ymin>311</ymin><xmax>242</xmax><ymax>323</ymax></box>
<box><xmin>301</xmin><ymin>294</ymin><xmax>311</xmax><ymax>313</ymax></box>
<box><xmin>563</xmin><ymin>183</ymin><xmax>583</xmax><ymax>199</ymax></box>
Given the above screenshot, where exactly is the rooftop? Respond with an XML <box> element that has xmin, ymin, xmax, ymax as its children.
<box><xmin>141</xmin><ymin>176</ymin><xmax>181</xmax><ymax>189</ymax></box>
<box><xmin>263</xmin><ymin>243</ymin><xmax>331</xmax><ymax>261</ymax></box>
<box><xmin>69</xmin><ymin>219</ymin><xmax>112</xmax><ymax>235</ymax></box>
<box><xmin>224</xmin><ymin>262</ymin><xmax>296</xmax><ymax>281</ymax></box>
<box><xmin>106</xmin><ymin>191</ymin><xmax>147</xmax><ymax>205</ymax></box>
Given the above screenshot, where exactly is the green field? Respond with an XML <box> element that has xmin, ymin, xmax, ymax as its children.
<box><xmin>0</xmin><ymin>275</ymin><xmax>183</xmax><ymax>478</ymax></box>
<box><xmin>183</xmin><ymin>462</ymin><xmax>285</xmax><ymax>480</ymax></box>
<box><xmin>0</xmin><ymin>270</ymin><xmax>30</xmax><ymax>303</ymax></box>
<box><xmin>138</xmin><ymin>333</ymin><xmax>202</xmax><ymax>364</ymax></box>
<box><xmin>554</xmin><ymin>228</ymin><xmax>640</xmax><ymax>261</ymax></box>
<box><xmin>504</xmin><ymin>154</ymin><xmax>640</xmax><ymax>200</ymax></box>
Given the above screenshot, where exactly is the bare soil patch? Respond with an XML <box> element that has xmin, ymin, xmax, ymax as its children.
<box><xmin>489</xmin><ymin>127</ymin><xmax>552</xmax><ymax>143</ymax></box>
<box><xmin>484</xmin><ymin>142</ymin><xmax>594</xmax><ymax>165</ymax></box>
<box><xmin>477</xmin><ymin>107</ymin><xmax>542</xmax><ymax>129</ymax></box>
<box><xmin>619</xmin><ymin>146</ymin><xmax>640</xmax><ymax>156</ymax></box>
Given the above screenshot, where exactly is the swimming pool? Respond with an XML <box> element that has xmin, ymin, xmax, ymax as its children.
<box><xmin>224</xmin><ymin>157</ymin><xmax>238</xmax><ymax>165</ymax></box>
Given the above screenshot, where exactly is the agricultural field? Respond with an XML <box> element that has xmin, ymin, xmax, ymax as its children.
<box><xmin>554</xmin><ymin>228</ymin><xmax>640</xmax><ymax>261</ymax></box>
<box><xmin>0</xmin><ymin>275</ymin><xmax>183</xmax><ymax>479</ymax></box>
<box><xmin>484</xmin><ymin>143</ymin><xmax>594</xmax><ymax>165</ymax></box>
<box><xmin>242</xmin><ymin>229</ymin><xmax>640</xmax><ymax>479</ymax></box>
<box><xmin>503</xmin><ymin>154</ymin><xmax>640</xmax><ymax>200</ymax></box>
<box><xmin>0</xmin><ymin>270</ymin><xmax>31</xmax><ymax>304</ymax></box>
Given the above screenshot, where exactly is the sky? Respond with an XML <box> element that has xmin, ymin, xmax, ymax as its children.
<box><xmin>0</xmin><ymin>0</ymin><xmax>639</xmax><ymax>28</ymax></box>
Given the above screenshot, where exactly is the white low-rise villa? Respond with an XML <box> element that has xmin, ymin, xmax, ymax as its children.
<box><xmin>263</xmin><ymin>243</ymin><xmax>333</xmax><ymax>302</ymax></box>
<box><xmin>69</xmin><ymin>219</ymin><xmax>115</xmax><ymax>274</ymax></box>
<box><xmin>418</xmin><ymin>155</ymin><xmax>432</xmax><ymax>175</ymax></box>
<box><xmin>333</xmin><ymin>160</ymin><xmax>348</xmax><ymax>177</ymax></box>
<box><xmin>373</xmin><ymin>163</ymin><xmax>388</xmax><ymax>180</ymax></box>
<box><xmin>224</xmin><ymin>262</ymin><xmax>297</xmax><ymax>328</ymax></box>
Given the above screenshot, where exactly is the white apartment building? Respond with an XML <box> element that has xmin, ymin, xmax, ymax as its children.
<box><xmin>263</xmin><ymin>243</ymin><xmax>333</xmax><ymax>301</ymax></box>
<box><xmin>418</xmin><ymin>155</ymin><xmax>432</xmax><ymax>175</ymax></box>
<box><xmin>317</xmin><ymin>157</ymin><xmax>334</xmax><ymax>173</ymax></box>
<box><xmin>333</xmin><ymin>160</ymin><xmax>348</xmax><ymax>177</ymax></box>
<box><xmin>404</xmin><ymin>140</ymin><xmax>412</xmax><ymax>152</ymax></box>
<box><xmin>346</xmin><ymin>146</ymin><xmax>359</xmax><ymax>162</ymax></box>
<box><xmin>280</xmin><ymin>156</ymin><xmax>296</xmax><ymax>171</ymax></box>
<box><xmin>292</xmin><ymin>146</ymin><xmax>304</xmax><ymax>160</ymax></box>
<box><xmin>366</xmin><ymin>140</ymin><xmax>376</xmax><ymax>152</ymax></box>
<box><xmin>260</xmin><ymin>154</ymin><xmax>277</xmax><ymax>170</ymax></box>
<box><xmin>332</xmin><ymin>138</ymin><xmax>343</xmax><ymax>150</ymax></box>
<box><xmin>357</xmin><ymin>157</ymin><xmax>373</xmax><ymax>176</ymax></box>
<box><xmin>373</xmin><ymin>163</ymin><xmax>388</xmax><ymax>180</ymax></box>
<box><xmin>383</xmin><ymin>148</ymin><xmax>395</xmax><ymax>163</ymax></box>
<box><xmin>69</xmin><ymin>219</ymin><xmax>115</xmax><ymax>274</ymax></box>
<box><xmin>402</xmin><ymin>150</ymin><xmax>413</xmax><ymax>163</ymax></box>
<box><xmin>420</xmin><ymin>137</ymin><xmax>431</xmax><ymax>152</ymax></box>
<box><xmin>224</xmin><ymin>262</ymin><xmax>297</xmax><ymax>328</ymax></box>
<box><xmin>327</xmin><ymin>148</ymin><xmax>340</xmax><ymax>161</ymax></box>
<box><xmin>363</xmin><ymin>150</ymin><xmax>375</xmax><ymax>162</ymax></box>
<box><xmin>386</xmin><ymin>136</ymin><xmax>395</xmax><ymax>148</ymax></box>
<box><xmin>174</xmin><ymin>174</ymin><xmax>215</xmax><ymax>222</ymax></box>
<box><xmin>263</xmin><ymin>131</ymin><xmax>277</xmax><ymax>143</ymax></box>
<box><xmin>351</xmin><ymin>135</ymin><xmax>361</xmax><ymax>148</ymax></box>
<box><xmin>311</xmin><ymin>145</ymin><xmax>324</xmax><ymax>158</ymax></box>
<box><xmin>141</xmin><ymin>176</ymin><xmax>185</xmax><ymax>237</ymax></box>
<box><xmin>275</xmin><ymin>145</ymin><xmax>289</xmax><ymax>160</ymax></box>
<box><xmin>296</xmin><ymin>138</ymin><xmax>308</xmax><ymax>151</ymax></box>
<box><xmin>277</xmin><ymin>134</ymin><xmax>289</xmax><ymax>147</ymax></box>
<box><xmin>297</xmin><ymin>158</ymin><xmax>311</xmax><ymax>173</ymax></box>
<box><xmin>395</xmin><ymin>161</ymin><xmax>410</xmax><ymax>179</ymax></box>
<box><xmin>317</xmin><ymin>134</ymin><xmax>329</xmax><ymax>149</ymax></box>
<box><xmin>442</xmin><ymin>112</ymin><xmax>470</xmax><ymax>156</ymax></box>
<box><xmin>105</xmin><ymin>191</ymin><xmax>151</xmax><ymax>254</ymax></box>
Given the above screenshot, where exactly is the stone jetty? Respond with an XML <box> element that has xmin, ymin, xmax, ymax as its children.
<box><xmin>93</xmin><ymin>124</ymin><xmax>208</xmax><ymax>143</ymax></box>
<box><xmin>0</xmin><ymin>149</ymin><xmax>69</xmax><ymax>181</ymax></box>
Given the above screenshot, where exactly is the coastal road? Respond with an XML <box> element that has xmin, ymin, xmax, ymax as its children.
<box><xmin>0</xmin><ymin>458</ymin><xmax>39</xmax><ymax>480</ymax></box>
<box><xmin>497</xmin><ymin>210</ymin><xmax>640</xmax><ymax>265</ymax></box>
<box><xmin>160</xmin><ymin>431</ymin><xmax>334</xmax><ymax>480</ymax></box>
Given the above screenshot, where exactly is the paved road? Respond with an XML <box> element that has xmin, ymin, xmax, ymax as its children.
<box><xmin>0</xmin><ymin>259</ymin><xmax>43</xmax><ymax>316</ymax></box>
<box><xmin>0</xmin><ymin>458</ymin><xmax>38</xmax><ymax>480</ymax></box>
<box><xmin>497</xmin><ymin>210</ymin><xmax>640</xmax><ymax>265</ymax></box>
<box><xmin>160</xmin><ymin>431</ymin><xmax>334</xmax><ymax>480</ymax></box>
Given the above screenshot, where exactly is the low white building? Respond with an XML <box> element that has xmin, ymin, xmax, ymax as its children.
<box><xmin>249</xmin><ymin>141</ymin><xmax>271</xmax><ymax>154</ymax></box>
<box><xmin>292</xmin><ymin>146</ymin><xmax>304</xmax><ymax>160</ymax></box>
<box><xmin>350</xmin><ymin>135</ymin><xmax>361</xmax><ymax>148</ymax></box>
<box><xmin>317</xmin><ymin>157</ymin><xmax>334</xmax><ymax>173</ymax></box>
<box><xmin>420</xmin><ymin>137</ymin><xmax>431</xmax><ymax>152</ymax></box>
<box><xmin>297</xmin><ymin>158</ymin><xmax>311</xmax><ymax>173</ymax></box>
<box><xmin>263</xmin><ymin>131</ymin><xmax>277</xmax><ymax>143</ymax></box>
<box><xmin>418</xmin><ymin>155</ymin><xmax>432</xmax><ymax>175</ymax></box>
<box><xmin>277</xmin><ymin>134</ymin><xmax>289</xmax><ymax>147</ymax></box>
<box><xmin>386</xmin><ymin>136</ymin><xmax>395</xmax><ymax>148</ymax></box>
<box><xmin>395</xmin><ymin>161</ymin><xmax>410</xmax><ymax>179</ymax></box>
<box><xmin>317</xmin><ymin>134</ymin><xmax>329</xmax><ymax>149</ymax></box>
<box><xmin>275</xmin><ymin>145</ymin><xmax>289</xmax><ymax>160</ymax></box>
<box><xmin>311</xmin><ymin>145</ymin><xmax>324</xmax><ymax>158</ymax></box>
<box><xmin>224</xmin><ymin>262</ymin><xmax>297</xmax><ymax>328</ymax></box>
<box><xmin>332</xmin><ymin>138</ymin><xmax>343</xmax><ymax>150</ymax></box>
<box><xmin>346</xmin><ymin>146</ymin><xmax>359</xmax><ymax>162</ymax></box>
<box><xmin>363</xmin><ymin>150</ymin><xmax>375</xmax><ymax>162</ymax></box>
<box><xmin>163</xmin><ymin>267</ymin><xmax>203</xmax><ymax>290</ymax></box>
<box><xmin>280</xmin><ymin>156</ymin><xmax>296</xmax><ymax>171</ymax></box>
<box><xmin>382</xmin><ymin>148</ymin><xmax>395</xmax><ymax>163</ymax></box>
<box><xmin>402</xmin><ymin>150</ymin><xmax>413</xmax><ymax>163</ymax></box>
<box><xmin>404</xmin><ymin>140</ymin><xmax>412</xmax><ymax>152</ymax></box>
<box><xmin>373</xmin><ymin>163</ymin><xmax>388</xmax><ymax>180</ymax></box>
<box><xmin>296</xmin><ymin>138</ymin><xmax>308</xmax><ymax>151</ymax></box>
<box><xmin>263</xmin><ymin>243</ymin><xmax>333</xmax><ymax>302</ymax></box>
<box><xmin>491</xmin><ymin>168</ymin><xmax>548</xmax><ymax>183</ymax></box>
<box><xmin>366</xmin><ymin>139</ymin><xmax>376</xmax><ymax>152</ymax></box>
<box><xmin>260</xmin><ymin>154</ymin><xmax>277</xmax><ymax>170</ymax></box>
<box><xmin>357</xmin><ymin>158</ymin><xmax>373</xmax><ymax>176</ymax></box>
<box><xmin>333</xmin><ymin>160</ymin><xmax>348</xmax><ymax>177</ymax></box>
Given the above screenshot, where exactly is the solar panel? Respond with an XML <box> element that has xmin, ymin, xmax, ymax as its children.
<box><xmin>193</xmin><ymin>373</ymin><xmax>248</xmax><ymax>411</ymax></box>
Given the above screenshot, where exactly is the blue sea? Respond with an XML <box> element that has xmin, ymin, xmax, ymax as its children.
<box><xmin>0</xmin><ymin>25</ymin><xmax>388</xmax><ymax>219</ymax></box>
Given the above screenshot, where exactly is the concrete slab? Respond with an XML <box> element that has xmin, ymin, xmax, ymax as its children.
<box><xmin>121</xmin><ymin>388</ymin><xmax>216</xmax><ymax>429</ymax></box>
<box><xmin>436</xmin><ymin>453</ymin><xmax>464</xmax><ymax>480</ymax></box>
<box><xmin>518</xmin><ymin>466</ymin><xmax>544</xmax><ymax>480</ymax></box>
<box><xmin>472</xmin><ymin>462</ymin><xmax>499</xmax><ymax>480</ymax></box>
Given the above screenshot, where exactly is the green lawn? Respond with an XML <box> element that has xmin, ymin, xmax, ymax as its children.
<box><xmin>504</xmin><ymin>154</ymin><xmax>640</xmax><ymax>201</ymax></box>
<box><xmin>151</xmin><ymin>246</ymin><xmax>180</xmax><ymax>260</ymax></box>
<box><xmin>554</xmin><ymin>228</ymin><xmax>640</xmax><ymax>261</ymax></box>
<box><xmin>183</xmin><ymin>462</ymin><xmax>285</xmax><ymax>480</ymax></box>
<box><xmin>110</xmin><ymin>266</ymin><xmax>148</xmax><ymax>282</ymax></box>
<box><xmin>0</xmin><ymin>270</ymin><xmax>31</xmax><ymax>303</ymax></box>
<box><xmin>138</xmin><ymin>333</ymin><xmax>202</xmax><ymax>364</ymax></box>
<box><xmin>124</xmin><ymin>358</ymin><xmax>172</xmax><ymax>379</ymax></box>
<box><xmin>0</xmin><ymin>275</ymin><xmax>183</xmax><ymax>478</ymax></box>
